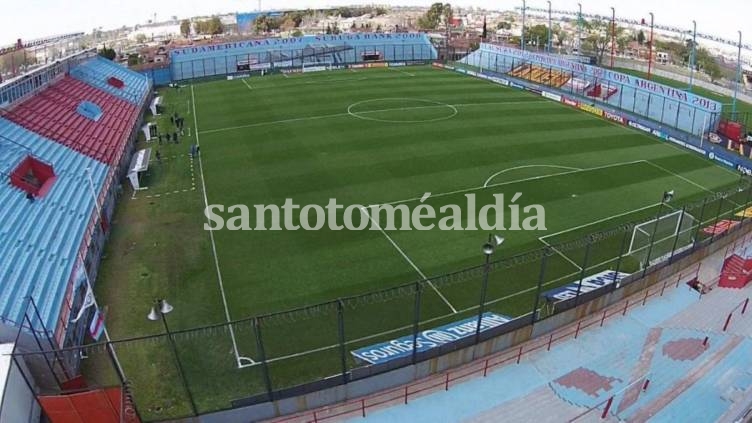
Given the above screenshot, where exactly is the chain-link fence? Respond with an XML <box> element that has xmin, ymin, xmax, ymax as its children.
<box><xmin>11</xmin><ymin>179</ymin><xmax>752</xmax><ymax>421</ymax></box>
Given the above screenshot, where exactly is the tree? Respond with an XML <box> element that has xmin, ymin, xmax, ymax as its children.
<box><xmin>524</xmin><ymin>24</ymin><xmax>550</xmax><ymax>49</ymax></box>
<box><xmin>207</xmin><ymin>16</ymin><xmax>224</xmax><ymax>34</ymax></box>
<box><xmin>180</xmin><ymin>19</ymin><xmax>191</xmax><ymax>37</ymax></box>
<box><xmin>481</xmin><ymin>16</ymin><xmax>487</xmax><ymax>40</ymax></box>
<box><xmin>697</xmin><ymin>47</ymin><xmax>723</xmax><ymax>82</ymax></box>
<box><xmin>135</xmin><ymin>33</ymin><xmax>147</xmax><ymax>44</ymax></box>
<box><xmin>582</xmin><ymin>18</ymin><xmax>624</xmax><ymax>66</ymax></box>
<box><xmin>703</xmin><ymin>59</ymin><xmax>723</xmax><ymax>82</ymax></box>
<box><xmin>98</xmin><ymin>47</ymin><xmax>116</xmax><ymax>60</ymax></box>
<box><xmin>127</xmin><ymin>53</ymin><xmax>140</xmax><ymax>66</ymax></box>
<box><xmin>497</xmin><ymin>21</ymin><xmax>511</xmax><ymax>30</ymax></box>
<box><xmin>637</xmin><ymin>30</ymin><xmax>646</xmax><ymax>45</ymax></box>
<box><xmin>418</xmin><ymin>3</ymin><xmax>451</xmax><ymax>30</ymax></box>
<box><xmin>195</xmin><ymin>17</ymin><xmax>224</xmax><ymax>35</ymax></box>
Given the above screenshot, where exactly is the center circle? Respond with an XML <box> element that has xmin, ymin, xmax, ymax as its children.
<box><xmin>347</xmin><ymin>98</ymin><xmax>458</xmax><ymax>123</ymax></box>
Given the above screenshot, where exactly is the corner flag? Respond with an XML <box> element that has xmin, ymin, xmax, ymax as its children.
<box><xmin>71</xmin><ymin>285</ymin><xmax>95</xmax><ymax>323</ymax></box>
<box><xmin>89</xmin><ymin>308</ymin><xmax>105</xmax><ymax>341</ymax></box>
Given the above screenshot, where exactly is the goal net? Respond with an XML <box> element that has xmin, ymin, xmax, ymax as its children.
<box><xmin>302</xmin><ymin>61</ymin><xmax>335</xmax><ymax>73</ymax></box>
<box><xmin>628</xmin><ymin>210</ymin><xmax>697</xmax><ymax>267</ymax></box>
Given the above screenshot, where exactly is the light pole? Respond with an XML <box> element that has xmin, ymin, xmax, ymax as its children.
<box><xmin>148</xmin><ymin>299</ymin><xmax>199</xmax><ymax>416</ymax></box>
<box><xmin>547</xmin><ymin>0</ymin><xmax>552</xmax><ymax>53</ymax></box>
<box><xmin>475</xmin><ymin>235</ymin><xmax>504</xmax><ymax>344</ymax></box>
<box><xmin>521</xmin><ymin>0</ymin><xmax>526</xmax><ymax>51</ymax></box>
<box><xmin>733</xmin><ymin>31</ymin><xmax>743</xmax><ymax>116</ymax></box>
<box><xmin>577</xmin><ymin>3</ymin><xmax>582</xmax><ymax>54</ymax></box>
<box><xmin>643</xmin><ymin>190</ymin><xmax>675</xmax><ymax>275</ymax></box>
<box><xmin>610</xmin><ymin>7</ymin><xmax>616</xmax><ymax>68</ymax></box>
<box><xmin>647</xmin><ymin>12</ymin><xmax>654</xmax><ymax>80</ymax></box>
<box><xmin>689</xmin><ymin>20</ymin><xmax>697</xmax><ymax>92</ymax></box>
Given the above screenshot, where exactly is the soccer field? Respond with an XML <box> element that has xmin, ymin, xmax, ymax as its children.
<box><xmin>94</xmin><ymin>65</ymin><xmax>748</xmax><ymax>417</ymax></box>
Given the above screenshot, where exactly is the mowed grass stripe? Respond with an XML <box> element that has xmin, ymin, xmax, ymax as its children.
<box><xmin>194</xmin><ymin>66</ymin><xmax>739</xmax><ymax>316</ymax></box>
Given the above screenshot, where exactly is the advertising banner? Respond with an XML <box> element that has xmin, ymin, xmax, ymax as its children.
<box><xmin>351</xmin><ymin>312</ymin><xmax>511</xmax><ymax>365</ymax></box>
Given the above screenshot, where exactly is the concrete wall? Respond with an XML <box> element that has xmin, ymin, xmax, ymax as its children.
<box><xmin>192</xmin><ymin>223</ymin><xmax>752</xmax><ymax>423</ymax></box>
<box><xmin>0</xmin><ymin>344</ymin><xmax>40</xmax><ymax>423</ymax></box>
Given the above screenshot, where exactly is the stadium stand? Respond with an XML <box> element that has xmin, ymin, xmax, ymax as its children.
<box><xmin>3</xmin><ymin>76</ymin><xmax>139</xmax><ymax>165</ymax></box>
<box><xmin>0</xmin><ymin>50</ymin><xmax>150</xmax><ymax>354</ymax></box>
<box><xmin>0</xmin><ymin>118</ymin><xmax>108</xmax><ymax>340</ymax></box>
<box><xmin>170</xmin><ymin>33</ymin><xmax>438</xmax><ymax>80</ymax></box>
<box><xmin>69</xmin><ymin>56</ymin><xmax>150</xmax><ymax>105</ymax></box>
<box><xmin>508</xmin><ymin>64</ymin><xmax>571</xmax><ymax>88</ymax></box>
<box><xmin>460</xmin><ymin>46</ymin><xmax>719</xmax><ymax>137</ymax></box>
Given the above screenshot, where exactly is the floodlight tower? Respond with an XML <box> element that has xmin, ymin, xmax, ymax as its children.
<box><xmin>733</xmin><ymin>31</ymin><xmax>743</xmax><ymax>115</ymax></box>
<box><xmin>521</xmin><ymin>0</ymin><xmax>527</xmax><ymax>51</ymax></box>
<box><xmin>610</xmin><ymin>7</ymin><xmax>616</xmax><ymax>68</ymax></box>
<box><xmin>688</xmin><ymin>21</ymin><xmax>697</xmax><ymax>92</ymax></box>
<box><xmin>547</xmin><ymin>1</ymin><xmax>552</xmax><ymax>53</ymax></box>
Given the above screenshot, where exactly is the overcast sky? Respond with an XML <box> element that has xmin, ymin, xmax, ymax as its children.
<box><xmin>1</xmin><ymin>0</ymin><xmax>748</xmax><ymax>47</ymax></box>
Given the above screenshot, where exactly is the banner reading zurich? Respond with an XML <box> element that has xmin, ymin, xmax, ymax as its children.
<box><xmin>351</xmin><ymin>312</ymin><xmax>511</xmax><ymax>365</ymax></box>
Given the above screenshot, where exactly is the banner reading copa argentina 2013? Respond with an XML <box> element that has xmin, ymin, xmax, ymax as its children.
<box><xmin>351</xmin><ymin>312</ymin><xmax>511</xmax><ymax>365</ymax></box>
<box><xmin>479</xmin><ymin>43</ymin><xmax>721</xmax><ymax>113</ymax></box>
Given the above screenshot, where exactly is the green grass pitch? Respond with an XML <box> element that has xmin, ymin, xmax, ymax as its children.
<box><xmin>90</xmin><ymin>65</ymin><xmax>747</xmax><ymax>418</ymax></box>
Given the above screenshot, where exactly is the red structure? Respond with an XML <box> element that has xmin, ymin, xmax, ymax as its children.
<box><xmin>719</xmin><ymin>254</ymin><xmax>752</xmax><ymax>288</ymax></box>
<box><xmin>106</xmin><ymin>76</ymin><xmax>124</xmax><ymax>89</ymax></box>
<box><xmin>718</xmin><ymin>120</ymin><xmax>745</xmax><ymax>142</ymax></box>
<box><xmin>38</xmin><ymin>387</ymin><xmax>140</xmax><ymax>423</ymax></box>
<box><xmin>4</xmin><ymin>77</ymin><xmax>138</xmax><ymax>165</ymax></box>
<box><xmin>9</xmin><ymin>156</ymin><xmax>56</xmax><ymax>198</ymax></box>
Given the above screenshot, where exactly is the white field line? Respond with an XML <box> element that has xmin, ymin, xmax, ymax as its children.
<box><xmin>645</xmin><ymin>160</ymin><xmax>742</xmax><ymax>207</ymax></box>
<box><xmin>388</xmin><ymin>67</ymin><xmax>416</xmax><ymax>77</ymax></box>
<box><xmin>539</xmin><ymin>237</ymin><xmax>583</xmax><ymax>271</ymax></box>
<box><xmin>359</xmin><ymin>207</ymin><xmax>458</xmax><ymax>314</ymax></box>
<box><xmin>198</xmin><ymin>100</ymin><xmax>549</xmax><ymax>135</ymax></box>
<box><xmin>266</xmin><ymin>222</ymin><xmax>703</xmax><ymax>364</ymax></box>
<box><xmin>241</xmin><ymin>79</ymin><xmax>252</xmax><ymax>90</ymax></box>
<box><xmin>644</xmin><ymin>160</ymin><xmax>713</xmax><ymax>194</ymax></box>
<box><xmin>540</xmin><ymin>202</ymin><xmax>664</xmax><ymax>241</ymax></box>
<box><xmin>368</xmin><ymin>160</ymin><xmax>648</xmax><ymax>209</ymax></box>
<box><xmin>263</xmin><ymin>249</ymin><xmax>627</xmax><ymax>364</ymax></box>
<box><xmin>191</xmin><ymin>85</ymin><xmax>254</xmax><ymax>368</ymax></box>
<box><xmin>484</xmin><ymin>164</ymin><xmax>582</xmax><ymax>188</ymax></box>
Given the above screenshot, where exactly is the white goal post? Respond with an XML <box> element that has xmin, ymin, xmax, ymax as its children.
<box><xmin>302</xmin><ymin>61</ymin><xmax>336</xmax><ymax>73</ymax></box>
<box><xmin>628</xmin><ymin>209</ymin><xmax>697</xmax><ymax>267</ymax></box>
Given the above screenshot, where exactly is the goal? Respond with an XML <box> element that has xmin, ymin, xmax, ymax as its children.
<box><xmin>628</xmin><ymin>210</ymin><xmax>697</xmax><ymax>267</ymax></box>
<box><xmin>302</xmin><ymin>61</ymin><xmax>335</xmax><ymax>73</ymax></box>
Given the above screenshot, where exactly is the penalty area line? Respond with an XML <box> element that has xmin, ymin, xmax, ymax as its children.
<box><xmin>241</xmin><ymin>79</ymin><xmax>252</xmax><ymax>90</ymax></box>
<box><xmin>388</xmin><ymin>67</ymin><xmax>416</xmax><ymax>77</ymax></box>
<box><xmin>539</xmin><ymin>237</ymin><xmax>583</xmax><ymax>271</ymax></box>
<box><xmin>359</xmin><ymin>207</ymin><xmax>458</xmax><ymax>314</ymax></box>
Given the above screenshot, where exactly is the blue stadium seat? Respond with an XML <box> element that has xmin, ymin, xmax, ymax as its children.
<box><xmin>69</xmin><ymin>56</ymin><xmax>150</xmax><ymax>105</ymax></box>
<box><xmin>0</xmin><ymin>118</ymin><xmax>108</xmax><ymax>334</ymax></box>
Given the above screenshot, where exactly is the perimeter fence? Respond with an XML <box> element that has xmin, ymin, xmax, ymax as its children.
<box><xmin>10</xmin><ymin>180</ymin><xmax>752</xmax><ymax>421</ymax></box>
